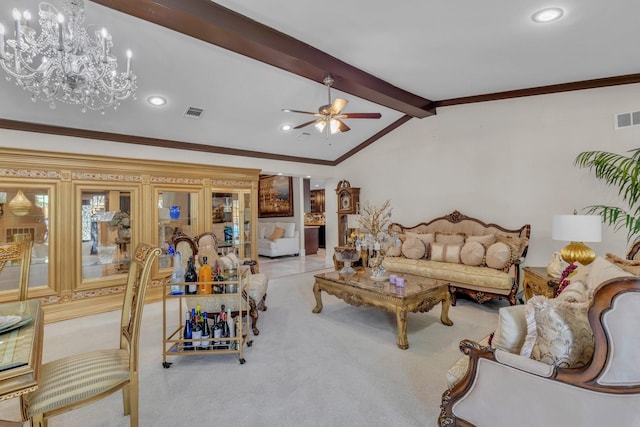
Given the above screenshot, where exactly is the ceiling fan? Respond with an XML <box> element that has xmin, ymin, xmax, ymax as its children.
<box><xmin>282</xmin><ymin>75</ymin><xmax>382</xmax><ymax>136</ymax></box>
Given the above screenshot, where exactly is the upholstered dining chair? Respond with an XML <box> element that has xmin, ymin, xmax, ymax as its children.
<box><xmin>0</xmin><ymin>241</ymin><xmax>33</xmax><ymax>301</ymax></box>
<box><xmin>20</xmin><ymin>242</ymin><xmax>161</xmax><ymax>427</ymax></box>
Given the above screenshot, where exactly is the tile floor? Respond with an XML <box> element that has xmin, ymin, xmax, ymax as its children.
<box><xmin>257</xmin><ymin>248</ymin><xmax>333</xmax><ymax>278</ymax></box>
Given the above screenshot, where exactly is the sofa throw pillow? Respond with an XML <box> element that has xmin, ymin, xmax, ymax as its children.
<box><xmin>485</xmin><ymin>242</ymin><xmax>511</xmax><ymax>270</ymax></box>
<box><xmin>491</xmin><ymin>304</ymin><xmax>527</xmax><ymax>354</ymax></box>
<box><xmin>405</xmin><ymin>231</ymin><xmax>435</xmax><ymax>246</ymax></box>
<box><xmin>605</xmin><ymin>252</ymin><xmax>640</xmax><ymax>276</ymax></box>
<box><xmin>584</xmin><ymin>257</ymin><xmax>633</xmax><ymax>297</ymax></box>
<box><xmin>460</xmin><ymin>241</ymin><xmax>485</xmax><ymax>266</ymax></box>
<box><xmin>556</xmin><ymin>281</ymin><xmax>589</xmax><ymax>303</ymax></box>
<box><xmin>276</xmin><ymin>222</ymin><xmax>296</xmax><ymax>238</ymax></box>
<box><xmin>431</xmin><ymin>243</ymin><xmax>462</xmax><ymax>263</ymax></box>
<box><xmin>263</xmin><ymin>222</ymin><xmax>276</xmax><ymax>240</ymax></box>
<box><xmin>216</xmin><ymin>255</ymin><xmax>234</xmax><ymax>270</ymax></box>
<box><xmin>520</xmin><ymin>296</ymin><xmax>594</xmax><ymax>369</ymax></box>
<box><xmin>258</xmin><ymin>223</ymin><xmax>267</xmax><ymax>239</ymax></box>
<box><xmin>466</xmin><ymin>234</ymin><xmax>496</xmax><ymax>247</ymax></box>
<box><xmin>401</xmin><ymin>237</ymin><xmax>425</xmax><ymax>259</ymax></box>
<box><xmin>269</xmin><ymin>227</ymin><xmax>285</xmax><ymax>241</ymax></box>
<box><xmin>383</xmin><ymin>239</ymin><xmax>402</xmax><ymax>257</ymax></box>
<box><xmin>434</xmin><ymin>232</ymin><xmax>466</xmax><ymax>245</ymax></box>
<box><xmin>496</xmin><ymin>234</ymin><xmax>529</xmax><ymax>259</ymax></box>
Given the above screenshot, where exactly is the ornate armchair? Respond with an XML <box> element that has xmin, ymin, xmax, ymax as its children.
<box><xmin>439</xmin><ymin>275</ymin><xmax>640</xmax><ymax>427</ymax></box>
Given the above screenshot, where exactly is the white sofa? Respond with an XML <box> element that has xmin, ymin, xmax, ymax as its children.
<box><xmin>439</xmin><ymin>256</ymin><xmax>640</xmax><ymax>426</ymax></box>
<box><xmin>258</xmin><ymin>221</ymin><xmax>300</xmax><ymax>258</ymax></box>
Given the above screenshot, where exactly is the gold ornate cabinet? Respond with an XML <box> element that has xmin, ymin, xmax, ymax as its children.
<box><xmin>0</xmin><ymin>148</ymin><xmax>259</xmax><ymax>322</ymax></box>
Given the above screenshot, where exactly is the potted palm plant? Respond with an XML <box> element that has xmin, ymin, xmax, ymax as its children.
<box><xmin>574</xmin><ymin>148</ymin><xmax>640</xmax><ymax>243</ymax></box>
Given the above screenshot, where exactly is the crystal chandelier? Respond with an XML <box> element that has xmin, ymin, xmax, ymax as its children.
<box><xmin>0</xmin><ymin>0</ymin><xmax>136</xmax><ymax>113</ymax></box>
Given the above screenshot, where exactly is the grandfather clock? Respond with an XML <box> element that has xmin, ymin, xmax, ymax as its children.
<box><xmin>336</xmin><ymin>180</ymin><xmax>360</xmax><ymax>246</ymax></box>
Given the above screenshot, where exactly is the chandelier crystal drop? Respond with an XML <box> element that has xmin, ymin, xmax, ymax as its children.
<box><xmin>0</xmin><ymin>0</ymin><xmax>136</xmax><ymax>113</ymax></box>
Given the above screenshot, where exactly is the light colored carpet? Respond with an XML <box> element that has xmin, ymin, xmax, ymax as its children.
<box><xmin>0</xmin><ymin>270</ymin><xmax>504</xmax><ymax>426</ymax></box>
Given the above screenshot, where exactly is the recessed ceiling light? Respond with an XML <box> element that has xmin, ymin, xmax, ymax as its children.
<box><xmin>147</xmin><ymin>96</ymin><xmax>167</xmax><ymax>106</ymax></box>
<box><xmin>532</xmin><ymin>7</ymin><xmax>564</xmax><ymax>23</ymax></box>
<box><xmin>280</xmin><ymin>124</ymin><xmax>293</xmax><ymax>132</ymax></box>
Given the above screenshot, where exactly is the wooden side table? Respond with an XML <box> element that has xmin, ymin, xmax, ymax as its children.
<box><xmin>523</xmin><ymin>267</ymin><xmax>560</xmax><ymax>300</ymax></box>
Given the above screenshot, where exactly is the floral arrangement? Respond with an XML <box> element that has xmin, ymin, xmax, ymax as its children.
<box><xmin>358</xmin><ymin>200</ymin><xmax>392</xmax><ymax>240</ymax></box>
<box><xmin>554</xmin><ymin>263</ymin><xmax>578</xmax><ymax>297</ymax></box>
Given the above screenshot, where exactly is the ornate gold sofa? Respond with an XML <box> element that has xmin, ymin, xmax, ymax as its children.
<box><xmin>383</xmin><ymin>211</ymin><xmax>530</xmax><ymax>305</ymax></box>
<box><xmin>439</xmin><ymin>256</ymin><xmax>640</xmax><ymax>426</ymax></box>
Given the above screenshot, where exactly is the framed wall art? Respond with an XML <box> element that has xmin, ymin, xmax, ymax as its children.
<box><xmin>258</xmin><ymin>175</ymin><xmax>294</xmax><ymax>218</ymax></box>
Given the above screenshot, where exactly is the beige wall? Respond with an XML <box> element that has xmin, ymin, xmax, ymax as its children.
<box><xmin>335</xmin><ymin>83</ymin><xmax>640</xmax><ymax>266</ymax></box>
<box><xmin>3</xmin><ymin>83</ymin><xmax>640</xmax><ymax>266</ymax></box>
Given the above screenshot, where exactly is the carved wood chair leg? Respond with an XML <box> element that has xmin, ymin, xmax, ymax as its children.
<box><xmin>248</xmin><ymin>298</ymin><xmax>260</xmax><ymax>335</ymax></box>
<box><xmin>257</xmin><ymin>294</ymin><xmax>267</xmax><ymax>311</ymax></box>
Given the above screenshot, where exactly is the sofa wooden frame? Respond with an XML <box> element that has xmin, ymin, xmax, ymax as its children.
<box><xmin>438</xmin><ymin>277</ymin><xmax>640</xmax><ymax>426</ymax></box>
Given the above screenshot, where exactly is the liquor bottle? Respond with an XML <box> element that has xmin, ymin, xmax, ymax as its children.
<box><xmin>200</xmin><ymin>312</ymin><xmax>210</xmax><ymax>350</ymax></box>
<box><xmin>170</xmin><ymin>251</ymin><xmax>184</xmax><ymax>295</ymax></box>
<box><xmin>198</xmin><ymin>256</ymin><xmax>212</xmax><ymax>294</ymax></box>
<box><xmin>183</xmin><ymin>312</ymin><xmax>193</xmax><ymax>351</ymax></box>
<box><xmin>184</xmin><ymin>257</ymin><xmax>198</xmax><ymax>295</ymax></box>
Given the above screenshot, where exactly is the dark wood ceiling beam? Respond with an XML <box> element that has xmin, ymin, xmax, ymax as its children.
<box><xmin>0</xmin><ymin>119</ymin><xmax>334</xmax><ymax>166</ymax></box>
<box><xmin>90</xmin><ymin>0</ymin><xmax>436</xmax><ymax>118</ymax></box>
<box><xmin>435</xmin><ymin>73</ymin><xmax>640</xmax><ymax>107</ymax></box>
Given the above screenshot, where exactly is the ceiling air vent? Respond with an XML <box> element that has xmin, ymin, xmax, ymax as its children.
<box><xmin>184</xmin><ymin>106</ymin><xmax>204</xmax><ymax>119</ymax></box>
<box><xmin>615</xmin><ymin>111</ymin><xmax>640</xmax><ymax>129</ymax></box>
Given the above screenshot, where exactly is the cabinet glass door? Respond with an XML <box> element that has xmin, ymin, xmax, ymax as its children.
<box><xmin>157</xmin><ymin>190</ymin><xmax>199</xmax><ymax>272</ymax></box>
<box><xmin>80</xmin><ymin>188</ymin><xmax>134</xmax><ymax>282</ymax></box>
<box><xmin>0</xmin><ymin>186</ymin><xmax>53</xmax><ymax>296</ymax></box>
<box><xmin>211</xmin><ymin>191</ymin><xmax>251</xmax><ymax>259</ymax></box>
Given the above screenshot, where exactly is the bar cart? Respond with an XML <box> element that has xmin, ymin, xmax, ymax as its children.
<box><xmin>162</xmin><ymin>268</ymin><xmax>252</xmax><ymax>367</ymax></box>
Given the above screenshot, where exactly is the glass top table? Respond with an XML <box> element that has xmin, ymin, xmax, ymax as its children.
<box><xmin>312</xmin><ymin>270</ymin><xmax>453</xmax><ymax>349</ymax></box>
<box><xmin>0</xmin><ymin>300</ymin><xmax>43</xmax><ymax>401</ymax></box>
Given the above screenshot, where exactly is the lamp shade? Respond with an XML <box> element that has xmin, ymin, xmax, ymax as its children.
<box><xmin>552</xmin><ymin>215</ymin><xmax>602</xmax><ymax>243</ymax></box>
<box><xmin>346</xmin><ymin>214</ymin><xmax>361</xmax><ymax>229</ymax></box>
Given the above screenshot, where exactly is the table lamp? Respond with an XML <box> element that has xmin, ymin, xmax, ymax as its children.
<box><xmin>552</xmin><ymin>212</ymin><xmax>602</xmax><ymax>265</ymax></box>
<box><xmin>346</xmin><ymin>214</ymin><xmax>361</xmax><ymax>245</ymax></box>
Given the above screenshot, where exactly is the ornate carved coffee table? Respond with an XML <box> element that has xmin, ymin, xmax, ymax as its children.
<box><xmin>312</xmin><ymin>270</ymin><xmax>453</xmax><ymax>349</ymax></box>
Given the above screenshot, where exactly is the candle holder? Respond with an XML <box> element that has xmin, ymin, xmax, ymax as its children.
<box><xmin>334</xmin><ymin>246</ymin><xmax>361</xmax><ymax>275</ymax></box>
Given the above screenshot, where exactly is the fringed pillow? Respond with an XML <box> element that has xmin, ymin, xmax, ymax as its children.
<box><xmin>520</xmin><ymin>296</ymin><xmax>594</xmax><ymax>368</ymax></box>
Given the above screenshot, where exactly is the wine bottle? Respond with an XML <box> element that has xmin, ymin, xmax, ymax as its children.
<box><xmin>226</xmin><ymin>307</ymin><xmax>235</xmax><ymax>350</ymax></box>
<box><xmin>192</xmin><ymin>311</ymin><xmax>202</xmax><ymax>349</ymax></box>
<box><xmin>198</xmin><ymin>256</ymin><xmax>212</xmax><ymax>294</ymax></box>
<box><xmin>220</xmin><ymin>304</ymin><xmax>229</xmax><ymax>348</ymax></box>
<box><xmin>212</xmin><ymin>313</ymin><xmax>222</xmax><ymax>349</ymax></box>
<box><xmin>184</xmin><ymin>257</ymin><xmax>198</xmax><ymax>295</ymax></box>
<box><xmin>201</xmin><ymin>312</ymin><xmax>210</xmax><ymax>350</ymax></box>
<box><xmin>183</xmin><ymin>312</ymin><xmax>193</xmax><ymax>351</ymax></box>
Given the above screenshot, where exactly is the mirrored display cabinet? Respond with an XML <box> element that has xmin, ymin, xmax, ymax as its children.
<box><xmin>0</xmin><ymin>148</ymin><xmax>259</xmax><ymax>322</ymax></box>
<box><xmin>0</xmin><ymin>185</ymin><xmax>55</xmax><ymax>299</ymax></box>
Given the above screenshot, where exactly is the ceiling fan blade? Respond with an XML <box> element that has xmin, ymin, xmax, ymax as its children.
<box><xmin>329</xmin><ymin>98</ymin><xmax>348</xmax><ymax>115</ymax></box>
<box><xmin>282</xmin><ymin>108</ymin><xmax>321</xmax><ymax>115</ymax></box>
<box><xmin>336</xmin><ymin>119</ymin><xmax>350</xmax><ymax>133</ymax></box>
<box><xmin>340</xmin><ymin>112</ymin><xmax>382</xmax><ymax>119</ymax></box>
<box><xmin>293</xmin><ymin>119</ymin><xmax>320</xmax><ymax>129</ymax></box>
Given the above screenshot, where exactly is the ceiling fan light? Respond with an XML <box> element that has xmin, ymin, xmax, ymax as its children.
<box><xmin>329</xmin><ymin>119</ymin><xmax>341</xmax><ymax>134</ymax></box>
<box><xmin>314</xmin><ymin>120</ymin><xmax>326</xmax><ymax>132</ymax></box>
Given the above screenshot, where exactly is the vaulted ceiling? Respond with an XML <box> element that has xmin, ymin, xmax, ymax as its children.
<box><xmin>1</xmin><ymin>0</ymin><xmax>639</xmax><ymax>165</ymax></box>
